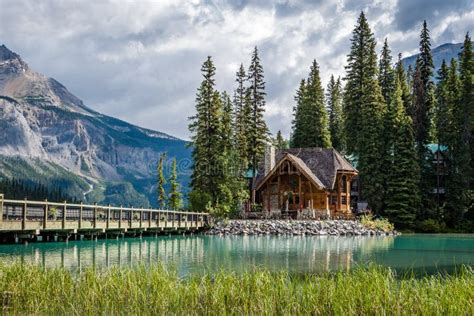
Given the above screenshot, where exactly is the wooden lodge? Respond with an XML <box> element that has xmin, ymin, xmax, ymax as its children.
<box><xmin>249</xmin><ymin>147</ymin><xmax>358</xmax><ymax>219</ymax></box>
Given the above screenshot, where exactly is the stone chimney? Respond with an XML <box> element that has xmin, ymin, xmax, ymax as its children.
<box><xmin>264</xmin><ymin>143</ymin><xmax>275</xmax><ymax>176</ymax></box>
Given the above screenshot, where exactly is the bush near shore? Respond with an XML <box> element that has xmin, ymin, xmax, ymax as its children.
<box><xmin>0</xmin><ymin>263</ymin><xmax>472</xmax><ymax>315</ymax></box>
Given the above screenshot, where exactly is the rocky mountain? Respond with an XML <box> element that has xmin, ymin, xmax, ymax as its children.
<box><xmin>402</xmin><ymin>42</ymin><xmax>473</xmax><ymax>78</ymax></box>
<box><xmin>0</xmin><ymin>45</ymin><xmax>191</xmax><ymax>207</ymax></box>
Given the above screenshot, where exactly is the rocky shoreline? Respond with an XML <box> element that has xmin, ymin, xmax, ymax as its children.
<box><xmin>206</xmin><ymin>220</ymin><xmax>398</xmax><ymax>236</ymax></box>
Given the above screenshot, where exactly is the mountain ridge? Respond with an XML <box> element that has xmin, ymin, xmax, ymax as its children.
<box><xmin>0</xmin><ymin>45</ymin><xmax>191</xmax><ymax>207</ymax></box>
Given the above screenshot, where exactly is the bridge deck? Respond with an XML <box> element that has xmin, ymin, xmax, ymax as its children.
<box><xmin>0</xmin><ymin>194</ymin><xmax>209</xmax><ymax>237</ymax></box>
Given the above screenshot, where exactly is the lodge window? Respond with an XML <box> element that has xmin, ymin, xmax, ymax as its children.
<box><xmin>331</xmin><ymin>195</ymin><xmax>338</xmax><ymax>205</ymax></box>
<box><xmin>342</xmin><ymin>196</ymin><xmax>347</xmax><ymax>205</ymax></box>
<box><xmin>341</xmin><ymin>176</ymin><xmax>347</xmax><ymax>193</ymax></box>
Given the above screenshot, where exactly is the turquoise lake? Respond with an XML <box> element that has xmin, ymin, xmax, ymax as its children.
<box><xmin>0</xmin><ymin>234</ymin><xmax>472</xmax><ymax>275</ymax></box>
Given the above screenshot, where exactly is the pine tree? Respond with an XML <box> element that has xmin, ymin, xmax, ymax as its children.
<box><xmin>188</xmin><ymin>57</ymin><xmax>222</xmax><ymax>209</ymax></box>
<box><xmin>168</xmin><ymin>158</ymin><xmax>182</xmax><ymax>210</ymax></box>
<box><xmin>385</xmin><ymin>78</ymin><xmax>420</xmax><ymax>229</ymax></box>
<box><xmin>274</xmin><ymin>130</ymin><xmax>288</xmax><ymax>150</ymax></box>
<box><xmin>233</xmin><ymin>64</ymin><xmax>249</xmax><ymax>170</ymax></box>
<box><xmin>379</xmin><ymin>38</ymin><xmax>395</xmax><ymax>106</ymax></box>
<box><xmin>292</xmin><ymin>60</ymin><xmax>331</xmax><ymax>148</ymax></box>
<box><xmin>291</xmin><ymin>79</ymin><xmax>307</xmax><ymax>147</ymax></box>
<box><xmin>326</xmin><ymin>75</ymin><xmax>345</xmax><ymax>151</ymax></box>
<box><xmin>435</xmin><ymin>60</ymin><xmax>450</xmax><ymax>148</ymax></box>
<box><xmin>444</xmin><ymin>34</ymin><xmax>473</xmax><ymax>227</ymax></box>
<box><xmin>412</xmin><ymin>20</ymin><xmax>436</xmax><ymax>219</ymax></box>
<box><xmin>395</xmin><ymin>53</ymin><xmax>412</xmax><ymax>116</ymax></box>
<box><xmin>247</xmin><ymin>46</ymin><xmax>269</xmax><ymax>201</ymax></box>
<box><xmin>157</xmin><ymin>153</ymin><xmax>167</xmax><ymax>208</ymax></box>
<box><xmin>343</xmin><ymin>12</ymin><xmax>387</xmax><ymax>213</ymax></box>
<box><xmin>379</xmin><ymin>41</ymin><xmax>395</xmax><ymax>210</ymax></box>
<box><xmin>306</xmin><ymin>60</ymin><xmax>331</xmax><ymax>148</ymax></box>
<box><xmin>458</xmin><ymin>34</ymin><xmax>474</xmax><ymax>214</ymax></box>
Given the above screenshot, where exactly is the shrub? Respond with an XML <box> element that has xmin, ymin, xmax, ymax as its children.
<box><xmin>418</xmin><ymin>219</ymin><xmax>447</xmax><ymax>233</ymax></box>
<box><xmin>360</xmin><ymin>214</ymin><xmax>394</xmax><ymax>232</ymax></box>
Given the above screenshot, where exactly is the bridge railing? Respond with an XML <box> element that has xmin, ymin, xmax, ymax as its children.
<box><xmin>0</xmin><ymin>194</ymin><xmax>209</xmax><ymax>231</ymax></box>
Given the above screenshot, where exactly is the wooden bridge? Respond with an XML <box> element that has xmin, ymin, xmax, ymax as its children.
<box><xmin>0</xmin><ymin>194</ymin><xmax>209</xmax><ymax>242</ymax></box>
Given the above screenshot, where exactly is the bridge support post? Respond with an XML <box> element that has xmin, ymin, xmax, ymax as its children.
<box><xmin>79</xmin><ymin>202</ymin><xmax>83</xmax><ymax>229</ymax></box>
<box><xmin>119</xmin><ymin>205</ymin><xmax>122</xmax><ymax>229</ymax></box>
<box><xmin>106</xmin><ymin>204</ymin><xmax>111</xmax><ymax>229</ymax></box>
<box><xmin>0</xmin><ymin>193</ymin><xmax>4</xmax><ymax>223</ymax></box>
<box><xmin>140</xmin><ymin>208</ymin><xmax>143</xmax><ymax>228</ymax></box>
<box><xmin>130</xmin><ymin>207</ymin><xmax>133</xmax><ymax>228</ymax></box>
<box><xmin>93</xmin><ymin>202</ymin><xmax>97</xmax><ymax>229</ymax></box>
<box><xmin>148</xmin><ymin>210</ymin><xmax>152</xmax><ymax>228</ymax></box>
<box><xmin>22</xmin><ymin>198</ymin><xmax>27</xmax><ymax>230</ymax></box>
<box><xmin>43</xmin><ymin>199</ymin><xmax>48</xmax><ymax>230</ymax></box>
<box><xmin>157</xmin><ymin>211</ymin><xmax>160</xmax><ymax>228</ymax></box>
<box><xmin>62</xmin><ymin>201</ymin><xmax>67</xmax><ymax>229</ymax></box>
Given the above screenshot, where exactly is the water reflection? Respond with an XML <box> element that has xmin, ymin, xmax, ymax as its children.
<box><xmin>0</xmin><ymin>235</ymin><xmax>472</xmax><ymax>275</ymax></box>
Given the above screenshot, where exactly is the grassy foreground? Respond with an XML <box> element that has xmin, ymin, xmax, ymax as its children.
<box><xmin>0</xmin><ymin>263</ymin><xmax>472</xmax><ymax>315</ymax></box>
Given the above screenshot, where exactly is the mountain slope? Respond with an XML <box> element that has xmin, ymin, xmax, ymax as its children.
<box><xmin>401</xmin><ymin>42</ymin><xmax>473</xmax><ymax>77</ymax></box>
<box><xmin>0</xmin><ymin>45</ymin><xmax>191</xmax><ymax>206</ymax></box>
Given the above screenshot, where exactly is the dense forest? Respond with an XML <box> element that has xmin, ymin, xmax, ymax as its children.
<box><xmin>188</xmin><ymin>12</ymin><xmax>473</xmax><ymax>232</ymax></box>
<box><xmin>0</xmin><ymin>178</ymin><xmax>76</xmax><ymax>203</ymax></box>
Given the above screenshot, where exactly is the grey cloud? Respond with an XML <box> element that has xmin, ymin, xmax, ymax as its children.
<box><xmin>0</xmin><ymin>0</ymin><xmax>472</xmax><ymax>140</ymax></box>
<box><xmin>394</xmin><ymin>0</ymin><xmax>473</xmax><ymax>32</ymax></box>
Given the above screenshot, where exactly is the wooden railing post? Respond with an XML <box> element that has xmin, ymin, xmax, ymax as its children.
<box><xmin>93</xmin><ymin>202</ymin><xmax>97</xmax><ymax>229</ymax></box>
<box><xmin>106</xmin><ymin>204</ymin><xmax>111</xmax><ymax>229</ymax></box>
<box><xmin>0</xmin><ymin>193</ymin><xmax>3</xmax><ymax>223</ymax></box>
<box><xmin>178</xmin><ymin>213</ymin><xmax>181</xmax><ymax>228</ymax></box>
<box><xmin>172</xmin><ymin>212</ymin><xmax>175</xmax><ymax>228</ymax></box>
<box><xmin>148</xmin><ymin>209</ymin><xmax>152</xmax><ymax>228</ymax></box>
<box><xmin>43</xmin><ymin>199</ymin><xmax>48</xmax><ymax>230</ymax></box>
<box><xmin>119</xmin><ymin>205</ymin><xmax>123</xmax><ymax>229</ymax></box>
<box><xmin>157</xmin><ymin>211</ymin><xmax>160</xmax><ymax>227</ymax></box>
<box><xmin>62</xmin><ymin>201</ymin><xmax>67</xmax><ymax>229</ymax></box>
<box><xmin>79</xmin><ymin>202</ymin><xmax>83</xmax><ymax>229</ymax></box>
<box><xmin>22</xmin><ymin>198</ymin><xmax>27</xmax><ymax>230</ymax></box>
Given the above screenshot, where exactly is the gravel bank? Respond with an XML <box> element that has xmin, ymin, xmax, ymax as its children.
<box><xmin>206</xmin><ymin>220</ymin><xmax>398</xmax><ymax>236</ymax></box>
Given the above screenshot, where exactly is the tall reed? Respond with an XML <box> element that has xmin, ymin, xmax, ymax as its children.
<box><xmin>0</xmin><ymin>263</ymin><xmax>472</xmax><ymax>315</ymax></box>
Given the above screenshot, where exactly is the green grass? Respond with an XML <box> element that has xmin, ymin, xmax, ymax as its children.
<box><xmin>0</xmin><ymin>263</ymin><xmax>472</xmax><ymax>315</ymax></box>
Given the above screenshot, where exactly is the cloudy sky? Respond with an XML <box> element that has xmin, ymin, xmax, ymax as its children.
<box><xmin>1</xmin><ymin>0</ymin><xmax>472</xmax><ymax>139</ymax></box>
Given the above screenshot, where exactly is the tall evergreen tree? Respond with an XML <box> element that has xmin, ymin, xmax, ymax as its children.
<box><xmin>379</xmin><ymin>38</ymin><xmax>395</xmax><ymax>106</ymax></box>
<box><xmin>233</xmin><ymin>64</ymin><xmax>249</xmax><ymax>170</ymax></box>
<box><xmin>157</xmin><ymin>153</ymin><xmax>167</xmax><ymax>208</ymax></box>
<box><xmin>326</xmin><ymin>75</ymin><xmax>345</xmax><ymax>151</ymax></box>
<box><xmin>188</xmin><ymin>57</ymin><xmax>223</xmax><ymax>209</ymax></box>
<box><xmin>395</xmin><ymin>53</ymin><xmax>412</xmax><ymax>116</ymax></box>
<box><xmin>292</xmin><ymin>60</ymin><xmax>331</xmax><ymax>148</ymax></box>
<box><xmin>458</xmin><ymin>34</ymin><xmax>474</xmax><ymax>214</ymax></box>
<box><xmin>274</xmin><ymin>130</ymin><xmax>288</xmax><ymax>150</ymax></box>
<box><xmin>168</xmin><ymin>158</ymin><xmax>182</xmax><ymax>210</ymax></box>
<box><xmin>413</xmin><ymin>20</ymin><xmax>435</xmax><ymax>147</ymax></box>
<box><xmin>343</xmin><ymin>12</ymin><xmax>386</xmax><ymax>213</ymax></box>
<box><xmin>216</xmin><ymin>91</ymin><xmax>248</xmax><ymax>216</ymax></box>
<box><xmin>435</xmin><ymin>60</ymin><xmax>450</xmax><ymax>147</ymax></box>
<box><xmin>444</xmin><ymin>34</ymin><xmax>474</xmax><ymax>227</ymax></box>
<box><xmin>385</xmin><ymin>78</ymin><xmax>420</xmax><ymax>229</ymax></box>
<box><xmin>247</xmin><ymin>46</ymin><xmax>269</xmax><ymax>201</ymax></box>
<box><xmin>305</xmin><ymin>60</ymin><xmax>331</xmax><ymax>147</ymax></box>
<box><xmin>412</xmin><ymin>20</ymin><xmax>436</xmax><ymax>219</ymax></box>
<box><xmin>291</xmin><ymin>79</ymin><xmax>307</xmax><ymax>147</ymax></box>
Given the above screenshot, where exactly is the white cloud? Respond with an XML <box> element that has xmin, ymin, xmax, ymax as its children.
<box><xmin>0</xmin><ymin>0</ymin><xmax>472</xmax><ymax>140</ymax></box>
